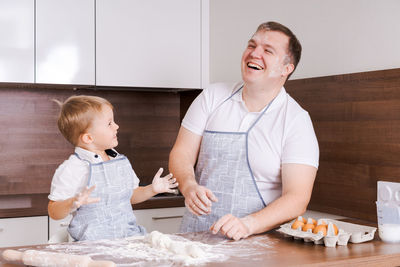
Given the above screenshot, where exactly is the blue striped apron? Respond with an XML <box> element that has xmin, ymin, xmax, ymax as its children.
<box><xmin>180</xmin><ymin>87</ymin><xmax>274</xmax><ymax>232</ymax></box>
<box><xmin>68</xmin><ymin>153</ymin><xmax>145</xmax><ymax>240</ymax></box>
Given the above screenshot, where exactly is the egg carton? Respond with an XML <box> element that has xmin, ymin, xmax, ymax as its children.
<box><xmin>276</xmin><ymin>218</ymin><xmax>376</xmax><ymax>247</ymax></box>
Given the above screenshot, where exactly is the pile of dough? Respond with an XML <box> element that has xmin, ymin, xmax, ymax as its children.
<box><xmin>145</xmin><ymin>231</ymin><xmax>205</xmax><ymax>258</ymax></box>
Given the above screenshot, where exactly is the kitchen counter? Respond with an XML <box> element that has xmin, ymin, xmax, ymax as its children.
<box><xmin>1</xmin><ymin>225</ymin><xmax>400</xmax><ymax>267</ymax></box>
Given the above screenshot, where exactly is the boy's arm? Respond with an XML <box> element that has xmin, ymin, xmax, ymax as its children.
<box><xmin>130</xmin><ymin>168</ymin><xmax>178</xmax><ymax>204</ymax></box>
<box><xmin>48</xmin><ymin>186</ymin><xmax>100</xmax><ymax>220</ymax></box>
<box><xmin>48</xmin><ymin>198</ymin><xmax>76</xmax><ymax>220</ymax></box>
<box><xmin>130</xmin><ymin>185</ymin><xmax>157</xmax><ymax>204</ymax></box>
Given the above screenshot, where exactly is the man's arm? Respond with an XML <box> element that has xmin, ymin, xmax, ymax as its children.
<box><xmin>169</xmin><ymin>127</ymin><xmax>218</xmax><ymax>215</ymax></box>
<box><xmin>210</xmin><ymin>163</ymin><xmax>317</xmax><ymax>240</ymax></box>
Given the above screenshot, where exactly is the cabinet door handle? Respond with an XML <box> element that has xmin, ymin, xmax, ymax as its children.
<box><xmin>0</xmin><ymin>228</ymin><xmax>3</xmax><ymax>233</ymax></box>
<box><xmin>152</xmin><ymin>215</ymin><xmax>183</xmax><ymax>220</ymax></box>
<box><xmin>60</xmin><ymin>222</ymin><xmax>69</xmax><ymax>227</ymax></box>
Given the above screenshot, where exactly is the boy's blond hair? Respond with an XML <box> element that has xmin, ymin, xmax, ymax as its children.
<box><xmin>55</xmin><ymin>95</ymin><xmax>113</xmax><ymax>146</ymax></box>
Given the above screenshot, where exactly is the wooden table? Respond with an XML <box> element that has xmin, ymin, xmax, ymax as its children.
<box><xmin>1</xmin><ymin>229</ymin><xmax>400</xmax><ymax>267</ymax></box>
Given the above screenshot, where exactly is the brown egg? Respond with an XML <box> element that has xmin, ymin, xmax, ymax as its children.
<box><xmin>302</xmin><ymin>223</ymin><xmax>315</xmax><ymax>232</ymax></box>
<box><xmin>332</xmin><ymin>224</ymin><xmax>338</xmax><ymax>235</ymax></box>
<box><xmin>297</xmin><ymin>216</ymin><xmax>307</xmax><ymax>223</ymax></box>
<box><xmin>318</xmin><ymin>220</ymin><xmax>328</xmax><ymax>226</ymax></box>
<box><xmin>313</xmin><ymin>224</ymin><xmax>327</xmax><ymax>236</ymax></box>
<box><xmin>309</xmin><ymin>218</ymin><xmax>317</xmax><ymax>225</ymax></box>
<box><xmin>291</xmin><ymin>220</ymin><xmax>304</xmax><ymax>230</ymax></box>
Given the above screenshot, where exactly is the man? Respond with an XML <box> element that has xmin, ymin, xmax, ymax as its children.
<box><xmin>169</xmin><ymin>21</ymin><xmax>319</xmax><ymax>240</ymax></box>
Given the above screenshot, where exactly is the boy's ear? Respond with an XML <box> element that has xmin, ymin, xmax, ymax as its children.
<box><xmin>80</xmin><ymin>132</ymin><xmax>93</xmax><ymax>144</ymax></box>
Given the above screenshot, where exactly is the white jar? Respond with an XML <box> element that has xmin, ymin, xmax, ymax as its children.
<box><xmin>378</xmin><ymin>224</ymin><xmax>400</xmax><ymax>243</ymax></box>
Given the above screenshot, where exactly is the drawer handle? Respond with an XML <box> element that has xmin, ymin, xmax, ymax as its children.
<box><xmin>60</xmin><ymin>222</ymin><xmax>69</xmax><ymax>227</ymax></box>
<box><xmin>0</xmin><ymin>228</ymin><xmax>3</xmax><ymax>233</ymax></box>
<box><xmin>152</xmin><ymin>215</ymin><xmax>183</xmax><ymax>221</ymax></box>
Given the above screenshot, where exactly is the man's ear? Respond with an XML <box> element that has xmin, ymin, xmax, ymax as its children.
<box><xmin>80</xmin><ymin>132</ymin><xmax>93</xmax><ymax>144</ymax></box>
<box><xmin>281</xmin><ymin>63</ymin><xmax>294</xmax><ymax>77</ymax></box>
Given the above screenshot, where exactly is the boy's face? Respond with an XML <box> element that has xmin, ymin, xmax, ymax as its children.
<box><xmin>86</xmin><ymin>104</ymin><xmax>119</xmax><ymax>151</ymax></box>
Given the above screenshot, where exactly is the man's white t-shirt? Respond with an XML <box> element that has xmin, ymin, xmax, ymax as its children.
<box><xmin>48</xmin><ymin>147</ymin><xmax>140</xmax><ymax>201</ymax></box>
<box><xmin>182</xmin><ymin>82</ymin><xmax>319</xmax><ymax>205</ymax></box>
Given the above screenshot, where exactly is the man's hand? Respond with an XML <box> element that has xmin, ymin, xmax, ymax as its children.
<box><xmin>182</xmin><ymin>183</ymin><xmax>218</xmax><ymax>216</ymax></box>
<box><xmin>151</xmin><ymin>168</ymin><xmax>179</xmax><ymax>194</ymax></box>
<box><xmin>210</xmin><ymin>214</ymin><xmax>255</xmax><ymax>241</ymax></box>
<box><xmin>72</xmin><ymin>185</ymin><xmax>100</xmax><ymax>211</ymax></box>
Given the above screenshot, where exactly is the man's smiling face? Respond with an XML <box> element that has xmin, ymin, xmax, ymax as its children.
<box><xmin>241</xmin><ymin>30</ymin><xmax>292</xmax><ymax>86</ymax></box>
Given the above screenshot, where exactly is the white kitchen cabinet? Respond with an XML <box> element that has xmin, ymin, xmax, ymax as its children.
<box><xmin>134</xmin><ymin>207</ymin><xmax>185</xmax><ymax>234</ymax></box>
<box><xmin>36</xmin><ymin>0</ymin><xmax>95</xmax><ymax>85</ymax></box>
<box><xmin>48</xmin><ymin>207</ymin><xmax>185</xmax><ymax>241</ymax></box>
<box><xmin>0</xmin><ymin>0</ymin><xmax>34</xmax><ymax>83</ymax></box>
<box><xmin>0</xmin><ymin>216</ymin><xmax>48</xmax><ymax>248</ymax></box>
<box><xmin>48</xmin><ymin>215</ymin><xmax>73</xmax><ymax>243</ymax></box>
<box><xmin>96</xmin><ymin>0</ymin><xmax>202</xmax><ymax>88</ymax></box>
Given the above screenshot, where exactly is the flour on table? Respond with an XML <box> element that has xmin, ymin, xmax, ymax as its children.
<box><xmin>145</xmin><ymin>231</ymin><xmax>206</xmax><ymax>258</ymax></box>
<box><xmin>46</xmin><ymin>231</ymin><xmax>224</xmax><ymax>266</ymax></box>
<box><xmin>43</xmin><ymin>231</ymin><xmax>277</xmax><ymax>266</ymax></box>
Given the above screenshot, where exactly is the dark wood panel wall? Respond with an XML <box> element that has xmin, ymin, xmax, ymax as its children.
<box><xmin>2</xmin><ymin>67</ymin><xmax>399</xmax><ymax>222</ymax></box>
<box><xmin>0</xmin><ymin>87</ymin><xmax>180</xmax><ymax>196</ymax></box>
<box><xmin>286</xmin><ymin>68</ymin><xmax>400</xmax><ymax>222</ymax></box>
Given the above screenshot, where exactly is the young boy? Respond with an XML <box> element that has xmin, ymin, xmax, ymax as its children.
<box><xmin>48</xmin><ymin>95</ymin><xmax>178</xmax><ymax>241</ymax></box>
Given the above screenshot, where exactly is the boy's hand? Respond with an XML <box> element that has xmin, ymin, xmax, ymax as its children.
<box><xmin>72</xmin><ymin>185</ymin><xmax>101</xmax><ymax>211</ymax></box>
<box><xmin>151</xmin><ymin>168</ymin><xmax>179</xmax><ymax>194</ymax></box>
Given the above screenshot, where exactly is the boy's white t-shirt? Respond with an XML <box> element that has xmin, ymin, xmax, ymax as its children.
<box><xmin>182</xmin><ymin>82</ymin><xmax>319</xmax><ymax>205</ymax></box>
<box><xmin>48</xmin><ymin>147</ymin><xmax>140</xmax><ymax>201</ymax></box>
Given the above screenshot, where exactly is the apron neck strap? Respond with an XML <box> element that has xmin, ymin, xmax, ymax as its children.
<box><xmin>246</xmin><ymin>94</ymin><xmax>277</xmax><ymax>133</ymax></box>
<box><xmin>221</xmin><ymin>85</ymin><xmax>243</xmax><ymax>105</ymax></box>
<box><xmin>73</xmin><ymin>152</ymin><xmax>92</xmax><ymax>165</ymax></box>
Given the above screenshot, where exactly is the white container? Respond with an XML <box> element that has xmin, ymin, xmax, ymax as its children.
<box><xmin>378</xmin><ymin>224</ymin><xmax>400</xmax><ymax>243</ymax></box>
<box><xmin>377</xmin><ymin>181</ymin><xmax>400</xmax><ymax>243</ymax></box>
